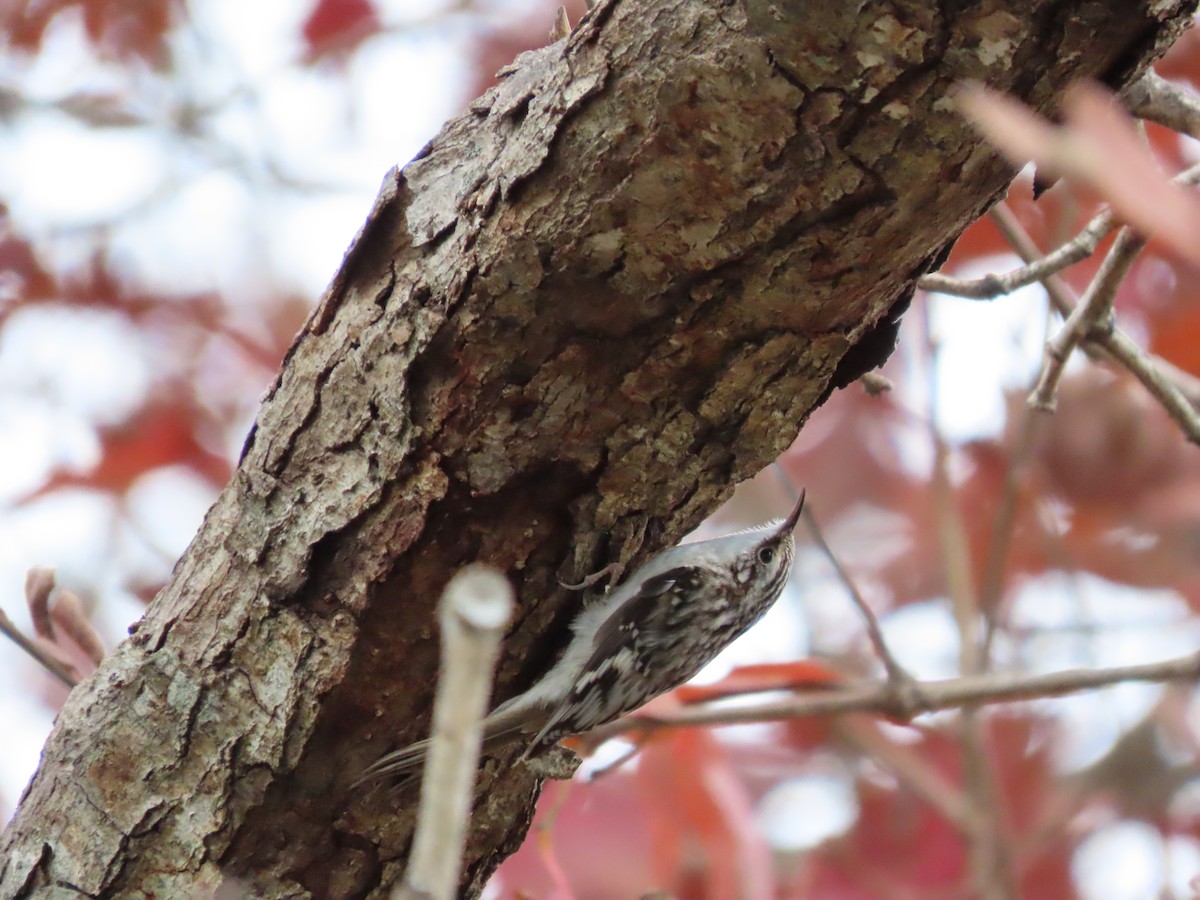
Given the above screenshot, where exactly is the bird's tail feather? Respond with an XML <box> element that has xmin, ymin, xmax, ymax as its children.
<box><xmin>351</xmin><ymin>701</ymin><xmax>542</xmax><ymax>788</ymax></box>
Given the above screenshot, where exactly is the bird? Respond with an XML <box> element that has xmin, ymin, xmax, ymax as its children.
<box><xmin>355</xmin><ymin>489</ymin><xmax>805</xmax><ymax>785</ymax></box>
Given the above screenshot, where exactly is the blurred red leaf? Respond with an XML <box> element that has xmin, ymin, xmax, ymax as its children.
<box><xmin>301</xmin><ymin>0</ymin><xmax>380</xmax><ymax>62</ymax></box>
<box><xmin>676</xmin><ymin>660</ymin><xmax>844</xmax><ymax>704</ymax></box>
<box><xmin>820</xmin><ymin>765</ymin><xmax>966</xmax><ymax>897</ymax></box>
<box><xmin>990</xmin><ymin>716</ymin><xmax>1078</xmax><ymax>900</ymax></box>
<box><xmin>782</xmin><ymin>384</ymin><xmax>925</xmax><ymax>525</ymax></box>
<box><xmin>23</xmin><ymin>402</ymin><xmax>231</xmax><ymax>501</ymax></box>
<box><xmin>2</xmin><ymin>0</ymin><xmax>71</xmax><ymax>54</ymax></box>
<box><xmin>0</xmin><ymin>220</ymin><xmax>55</xmax><ymax>304</ymax></box>
<box><xmin>637</xmin><ymin>727</ymin><xmax>775</xmax><ymax>900</ymax></box>
<box><xmin>83</xmin><ymin>0</ymin><xmax>179</xmax><ymax>64</ymax></box>
<box><xmin>1010</xmin><ymin>369</ymin><xmax>1200</xmax><ymax>599</ymax></box>
<box><xmin>987</xmin><ymin>715</ymin><xmax>1058</xmax><ymax>834</ymax></box>
<box><xmin>801</xmin><ymin>714</ymin><xmax>1073</xmax><ymax>898</ymax></box>
<box><xmin>2</xmin><ymin>0</ymin><xmax>180</xmax><ymax>63</ymax></box>
<box><xmin>1145</xmin><ymin>286</ymin><xmax>1200</xmax><ymax>374</ymax></box>
<box><xmin>1018</xmin><ymin>847</ymin><xmax>1077</xmax><ymax>900</ymax></box>
<box><xmin>855</xmin><ymin>362</ymin><xmax>1200</xmax><ymax>608</ymax></box>
<box><xmin>1031</xmin><ymin>370</ymin><xmax>1193</xmax><ymax>507</ymax></box>
<box><xmin>493</xmin><ymin>776</ymin><xmax>658</xmax><ymax>897</ymax></box>
<box><xmin>1156</xmin><ymin>28</ymin><xmax>1200</xmax><ymax>84</ymax></box>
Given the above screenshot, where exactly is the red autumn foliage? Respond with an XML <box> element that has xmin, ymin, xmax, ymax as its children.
<box><xmin>300</xmin><ymin>0</ymin><xmax>380</xmax><ymax>62</ymax></box>
<box><xmin>0</xmin><ymin>0</ymin><xmax>181</xmax><ymax>65</ymax></box>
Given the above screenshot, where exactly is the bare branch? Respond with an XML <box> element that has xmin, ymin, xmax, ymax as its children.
<box><xmin>1029</xmin><ymin>226</ymin><xmax>1146</xmax><ymax>411</ymax></box>
<box><xmin>925</xmin><ymin>159</ymin><xmax>1200</xmax><ymax>302</ymax></box>
<box><xmin>800</xmin><ymin>500</ymin><xmax>923</xmax><ymax>713</ymax></box>
<box><xmin>919</xmin><ymin>208</ymin><xmax>1116</xmax><ymax>300</ymax></box>
<box><xmin>1099</xmin><ymin>327</ymin><xmax>1200</xmax><ymax>442</ymax></box>
<box><xmin>0</xmin><ymin>609</ymin><xmax>78</xmax><ymax>689</ymax></box>
<box><xmin>918</xmin><ymin>308</ymin><xmax>1017</xmax><ymax>898</ymax></box>
<box><xmin>987</xmin><ymin>203</ymin><xmax>1084</xmax><ymax>319</ymax></box>
<box><xmin>970</xmin><ymin>155</ymin><xmax>1200</xmax><ymax>439</ymax></box>
<box><xmin>1125</xmin><ymin>70</ymin><xmax>1200</xmax><ymax>139</ymax></box>
<box><xmin>591</xmin><ymin>651</ymin><xmax>1200</xmax><ymax>736</ymax></box>
<box><xmin>981</xmin><ymin>181</ymin><xmax>1200</xmax><ymax>442</ymax></box>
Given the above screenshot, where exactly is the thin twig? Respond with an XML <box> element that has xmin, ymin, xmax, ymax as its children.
<box><xmin>1124</xmin><ymin>70</ymin><xmax>1200</xmax><ymax>140</ymax></box>
<box><xmin>1029</xmin><ymin>225</ymin><xmax>1147</xmax><ymax>411</ymax></box>
<box><xmin>979</xmin><ymin>307</ymin><xmax>1053</xmax><ymax>660</ymax></box>
<box><xmin>0</xmin><ymin>569</ymin><xmax>82</xmax><ymax>688</ymax></box>
<box><xmin>925</xmin><ymin>161</ymin><xmax>1200</xmax><ymax>303</ymax></box>
<box><xmin>588</xmin><ymin>651</ymin><xmax>1200</xmax><ymax>737</ymax></box>
<box><xmin>988</xmin><ymin>203</ymin><xmax>1080</xmax><ymax>319</ymax></box>
<box><xmin>923</xmin><ymin>311</ymin><xmax>1016</xmax><ymax>900</ymax></box>
<box><xmin>919</xmin><ymin>208</ymin><xmax>1116</xmax><ymax>299</ymax></box>
<box><xmin>801</xmin><ymin>502</ymin><xmax>923</xmax><ymax>712</ymax></box>
<box><xmin>989</xmin><ymin>201</ymin><xmax>1200</xmax><ymax>443</ymax></box>
<box><xmin>771</xmin><ymin>466</ymin><xmax>925</xmax><ymax>714</ymax></box>
<box><xmin>398</xmin><ymin>565</ymin><xmax>514</xmax><ymax>900</ymax></box>
<box><xmin>1101</xmin><ymin>327</ymin><xmax>1200</xmax><ymax>443</ymax></box>
<box><xmin>0</xmin><ymin>608</ymin><xmax>78</xmax><ymax>689</ymax></box>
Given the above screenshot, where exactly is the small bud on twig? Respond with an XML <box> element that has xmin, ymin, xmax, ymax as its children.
<box><xmin>25</xmin><ymin>566</ymin><xmax>56</xmax><ymax>641</ymax></box>
<box><xmin>0</xmin><ymin>567</ymin><xmax>82</xmax><ymax>688</ymax></box>
<box><xmin>50</xmin><ymin>588</ymin><xmax>106</xmax><ymax>667</ymax></box>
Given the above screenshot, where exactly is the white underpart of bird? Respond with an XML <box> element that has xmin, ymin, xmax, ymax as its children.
<box><xmin>355</xmin><ymin>489</ymin><xmax>805</xmax><ymax>785</ymax></box>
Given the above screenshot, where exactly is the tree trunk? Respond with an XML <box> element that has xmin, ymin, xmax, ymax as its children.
<box><xmin>2</xmin><ymin>0</ymin><xmax>1193</xmax><ymax>897</ymax></box>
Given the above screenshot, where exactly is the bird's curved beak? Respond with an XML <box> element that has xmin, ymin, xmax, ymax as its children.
<box><xmin>779</xmin><ymin>488</ymin><xmax>806</xmax><ymax>535</ymax></box>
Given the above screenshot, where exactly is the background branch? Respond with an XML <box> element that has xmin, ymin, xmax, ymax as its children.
<box><xmin>1029</xmin><ymin>226</ymin><xmax>1146</xmax><ymax>411</ymax></box>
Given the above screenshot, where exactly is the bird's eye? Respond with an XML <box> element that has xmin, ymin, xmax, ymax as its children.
<box><xmin>757</xmin><ymin>547</ymin><xmax>775</xmax><ymax>565</ymax></box>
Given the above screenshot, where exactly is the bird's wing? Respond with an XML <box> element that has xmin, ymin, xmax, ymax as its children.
<box><xmin>521</xmin><ymin>567</ymin><xmax>690</xmax><ymax>757</ymax></box>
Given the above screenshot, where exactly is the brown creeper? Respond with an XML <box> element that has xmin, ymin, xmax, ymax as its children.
<box><xmin>357</xmin><ymin>490</ymin><xmax>805</xmax><ymax>784</ymax></box>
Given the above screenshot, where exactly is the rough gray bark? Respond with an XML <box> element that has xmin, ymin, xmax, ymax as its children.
<box><xmin>1</xmin><ymin>0</ymin><xmax>1193</xmax><ymax>897</ymax></box>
